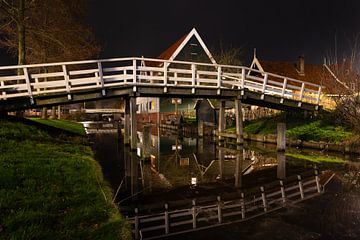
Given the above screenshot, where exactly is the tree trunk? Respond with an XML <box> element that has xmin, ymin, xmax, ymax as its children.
<box><xmin>17</xmin><ymin>0</ymin><xmax>26</xmax><ymax>68</ymax></box>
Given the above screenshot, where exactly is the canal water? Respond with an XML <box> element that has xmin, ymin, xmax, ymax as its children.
<box><xmin>85</xmin><ymin>122</ymin><xmax>360</xmax><ymax>240</ymax></box>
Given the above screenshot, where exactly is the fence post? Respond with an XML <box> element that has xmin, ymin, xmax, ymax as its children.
<box><xmin>23</xmin><ymin>67</ymin><xmax>34</xmax><ymax>104</ymax></box>
<box><xmin>164</xmin><ymin>203</ymin><xmax>169</xmax><ymax>234</ymax></box>
<box><xmin>261</xmin><ymin>73</ymin><xmax>268</xmax><ymax>99</ymax></box>
<box><xmin>241</xmin><ymin>68</ymin><xmax>245</xmax><ymax>95</ymax></box>
<box><xmin>316</xmin><ymin>86</ymin><xmax>322</xmax><ymax>105</ymax></box>
<box><xmin>132</xmin><ymin>59</ymin><xmax>137</xmax><ymax>92</ymax></box>
<box><xmin>217</xmin><ymin>66</ymin><xmax>221</xmax><ymax>94</ymax></box>
<box><xmin>191</xmin><ymin>64</ymin><xmax>196</xmax><ymax>94</ymax></box>
<box><xmin>163</xmin><ymin>62</ymin><xmax>168</xmax><ymax>93</ymax></box>
<box><xmin>260</xmin><ymin>186</ymin><xmax>267</xmax><ymax>212</ymax></box>
<box><xmin>97</xmin><ymin>61</ymin><xmax>106</xmax><ymax>96</ymax></box>
<box><xmin>217</xmin><ymin>196</ymin><xmax>222</xmax><ymax>223</ymax></box>
<box><xmin>241</xmin><ymin>192</ymin><xmax>245</xmax><ymax>219</ymax></box>
<box><xmin>298</xmin><ymin>175</ymin><xmax>304</xmax><ymax>199</ymax></box>
<box><xmin>280</xmin><ymin>78</ymin><xmax>287</xmax><ymax>103</ymax></box>
<box><xmin>62</xmin><ymin>64</ymin><xmax>72</xmax><ymax>100</ymax></box>
<box><xmin>134</xmin><ymin>208</ymin><xmax>139</xmax><ymax>240</ymax></box>
<box><xmin>315</xmin><ymin>168</ymin><xmax>321</xmax><ymax>193</ymax></box>
<box><xmin>298</xmin><ymin>82</ymin><xmax>305</xmax><ymax>106</ymax></box>
<box><xmin>192</xmin><ymin>199</ymin><xmax>197</xmax><ymax>229</ymax></box>
<box><xmin>280</xmin><ymin>180</ymin><xmax>286</xmax><ymax>204</ymax></box>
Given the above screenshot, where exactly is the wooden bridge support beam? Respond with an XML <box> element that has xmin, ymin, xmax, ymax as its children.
<box><xmin>50</xmin><ymin>106</ymin><xmax>56</xmax><ymax>119</ymax></box>
<box><xmin>124</xmin><ymin>98</ymin><xmax>130</xmax><ymax>145</ymax></box>
<box><xmin>130</xmin><ymin>97</ymin><xmax>137</xmax><ymax>151</ymax></box>
<box><xmin>41</xmin><ymin>107</ymin><xmax>48</xmax><ymax>119</ymax></box>
<box><xmin>235</xmin><ymin>99</ymin><xmax>244</xmax><ymax>145</ymax></box>
<box><xmin>277</xmin><ymin>123</ymin><xmax>286</xmax><ymax>151</ymax></box>
<box><xmin>57</xmin><ymin>105</ymin><xmax>61</xmax><ymax>120</ymax></box>
<box><xmin>218</xmin><ymin>100</ymin><xmax>226</xmax><ymax>141</ymax></box>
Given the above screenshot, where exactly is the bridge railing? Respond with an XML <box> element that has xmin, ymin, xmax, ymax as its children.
<box><xmin>0</xmin><ymin>57</ymin><xmax>322</xmax><ymax>106</ymax></box>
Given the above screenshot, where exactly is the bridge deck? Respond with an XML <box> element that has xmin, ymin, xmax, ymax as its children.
<box><xmin>0</xmin><ymin>57</ymin><xmax>322</xmax><ymax>111</ymax></box>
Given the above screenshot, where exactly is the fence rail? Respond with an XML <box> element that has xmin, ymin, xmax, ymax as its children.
<box><xmin>126</xmin><ymin>170</ymin><xmax>324</xmax><ymax>240</ymax></box>
<box><xmin>0</xmin><ymin>57</ymin><xmax>322</xmax><ymax>107</ymax></box>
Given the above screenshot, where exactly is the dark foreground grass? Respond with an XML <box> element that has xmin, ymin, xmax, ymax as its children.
<box><xmin>28</xmin><ymin>118</ymin><xmax>85</xmax><ymax>135</ymax></box>
<box><xmin>0</xmin><ymin>120</ymin><xmax>131</xmax><ymax>240</ymax></box>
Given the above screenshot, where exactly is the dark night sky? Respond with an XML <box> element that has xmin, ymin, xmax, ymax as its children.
<box><xmin>1</xmin><ymin>0</ymin><xmax>359</xmax><ymax>66</ymax></box>
<box><xmin>87</xmin><ymin>0</ymin><xmax>360</xmax><ymax>64</ymax></box>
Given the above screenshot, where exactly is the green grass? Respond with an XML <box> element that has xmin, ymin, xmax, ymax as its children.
<box><xmin>28</xmin><ymin>118</ymin><xmax>85</xmax><ymax>135</ymax></box>
<box><xmin>226</xmin><ymin>112</ymin><xmax>353</xmax><ymax>143</ymax></box>
<box><xmin>0</xmin><ymin>120</ymin><xmax>131</xmax><ymax>240</ymax></box>
<box><xmin>286</xmin><ymin>153</ymin><xmax>346</xmax><ymax>164</ymax></box>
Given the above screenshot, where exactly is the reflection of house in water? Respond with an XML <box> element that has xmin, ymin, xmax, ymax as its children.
<box><xmin>135</xmin><ymin>128</ymin><xmax>283</xmax><ymax>192</ymax></box>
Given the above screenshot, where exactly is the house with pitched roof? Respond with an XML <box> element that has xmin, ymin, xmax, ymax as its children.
<box><xmin>136</xmin><ymin>28</ymin><xmax>217</xmax><ymax>123</ymax></box>
<box><xmin>248</xmin><ymin>51</ymin><xmax>357</xmax><ymax>108</ymax></box>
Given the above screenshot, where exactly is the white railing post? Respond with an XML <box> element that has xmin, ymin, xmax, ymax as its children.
<box><xmin>298</xmin><ymin>82</ymin><xmax>305</xmax><ymax>106</ymax></box>
<box><xmin>62</xmin><ymin>65</ymin><xmax>72</xmax><ymax>100</ymax></box>
<box><xmin>241</xmin><ymin>68</ymin><xmax>245</xmax><ymax>95</ymax></box>
<box><xmin>0</xmin><ymin>80</ymin><xmax>6</xmax><ymax>99</ymax></box>
<box><xmin>132</xmin><ymin>59</ymin><xmax>137</xmax><ymax>92</ymax></box>
<box><xmin>124</xmin><ymin>69</ymin><xmax>127</xmax><ymax>84</ymax></box>
<box><xmin>174</xmin><ymin>72</ymin><xmax>178</xmax><ymax>85</ymax></box>
<box><xmin>217</xmin><ymin>66</ymin><xmax>221</xmax><ymax>95</ymax></box>
<box><xmin>192</xmin><ymin>199</ymin><xmax>197</xmax><ymax>229</ymax></box>
<box><xmin>280</xmin><ymin>180</ymin><xmax>286</xmax><ymax>204</ymax></box>
<box><xmin>280</xmin><ymin>78</ymin><xmax>287</xmax><ymax>103</ymax></box>
<box><xmin>163</xmin><ymin>62</ymin><xmax>168</xmax><ymax>93</ymax></box>
<box><xmin>164</xmin><ymin>203</ymin><xmax>169</xmax><ymax>234</ymax></box>
<box><xmin>191</xmin><ymin>64</ymin><xmax>196</xmax><ymax>94</ymax></box>
<box><xmin>261</xmin><ymin>73</ymin><xmax>268</xmax><ymax>100</ymax></box>
<box><xmin>260</xmin><ymin>186</ymin><xmax>267</xmax><ymax>212</ymax></box>
<box><xmin>316</xmin><ymin>86</ymin><xmax>322</xmax><ymax>105</ymax></box>
<box><xmin>217</xmin><ymin>196</ymin><xmax>222</xmax><ymax>223</ymax></box>
<box><xmin>23</xmin><ymin>67</ymin><xmax>34</xmax><ymax>104</ymax></box>
<box><xmin>97</xmin><ymin>62</ymin><xmax>106</xmax><ymax>96</ymax></box>
<box><xmin>298</xmin><ymin>175</ymin><xmax>304</xmax><ymax>199</ymax></box>
<box><xmin>134</xmin><ymin>208</ymin><xmax>139</xmax><ymax>240</ymax></box>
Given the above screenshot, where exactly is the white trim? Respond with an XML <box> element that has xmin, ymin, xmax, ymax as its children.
<box><xmin>167</xmin><ymin>28</ymin><xmax>217</xmax><ymax>65</ymax></box>
<box><xmin>323</xmin><ymin>63</ymin><xmax>349</xmax><ymax>90</ymax></box>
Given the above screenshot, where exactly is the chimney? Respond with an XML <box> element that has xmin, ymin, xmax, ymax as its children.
<box><xmin>298</xmin><ymin>56</ymin><xmax>305</xmax><ymax>76</ymax></box>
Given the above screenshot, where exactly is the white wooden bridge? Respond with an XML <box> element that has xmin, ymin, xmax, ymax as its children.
<box><xmin>0</xmin><ymin>57</ymin><xmax>322</xmax><ymax>111</ymax></box>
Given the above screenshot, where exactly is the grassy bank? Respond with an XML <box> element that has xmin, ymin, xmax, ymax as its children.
<box><xmin>226</xmin><ymin>112</ymin><xmax>354</xmax><ymax>144</ymax></box>
<box><xmin>0</xmin><ymin>119</ymin><xmax>131</xmax><ymax>239</ymax></box>
<box><xmin>28</xmin><ymin>118</ymin><xmax>85</xmax><ymax>135</ymax></box>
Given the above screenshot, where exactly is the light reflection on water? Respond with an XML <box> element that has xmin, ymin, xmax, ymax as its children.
<box><xmin>85</xmin><ymin>122</ymin><xmax>360</xmax><ymax>239</ymax></box>
<box><xmin>86</xmin><ymin>124</ymin><xmax>357</xmax><ymax>206</ymax></box>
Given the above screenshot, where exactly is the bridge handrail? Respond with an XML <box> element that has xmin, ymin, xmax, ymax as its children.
<box><xmin>0</xmin><ymin>56</ymin><xmax>322</xmax><ymax>107</ymax></box>
<box><xmin>0</xmin><ymin>57</ymin><xmax>322</xmax><ymax>88</ymax></box>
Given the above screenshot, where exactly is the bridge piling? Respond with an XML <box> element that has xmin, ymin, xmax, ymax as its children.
<box><xmin>235</xmin><ymin>99</ymin><xmax>244</xmax><ymax>145</ymax></box>
<box><xmin>124</xmin><ymin>98</ymin><xmax>130</xmax><ymax>145</ymax></box>
<box><xmin>41</xmin><ymin>107</ymin><xmax>48</xmax><ymax>119</ymax></box>
<box><xmin>277</xmin><ymin>123</ymin><xmax>286</xmax><ymax>151</ymax></box>
<box><xmin>50</xmin><ymin>106</ymin><xmax>56</xmax><ymax>119</ymax></box>
<box><xmin>218</xmin><ymin>100</ymin><xmax>226</xmax><ymax>141</ymax></box>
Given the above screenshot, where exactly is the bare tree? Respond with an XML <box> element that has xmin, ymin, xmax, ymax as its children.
<box><xmin>0</xmin><ymin>0</ymin><xmax>100</xmax><ymax>65</ymax></box>
<box><xmin>324</xmin><ymin>34</ymin><xmax>360</xmax><ymax>133</ymax></box>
